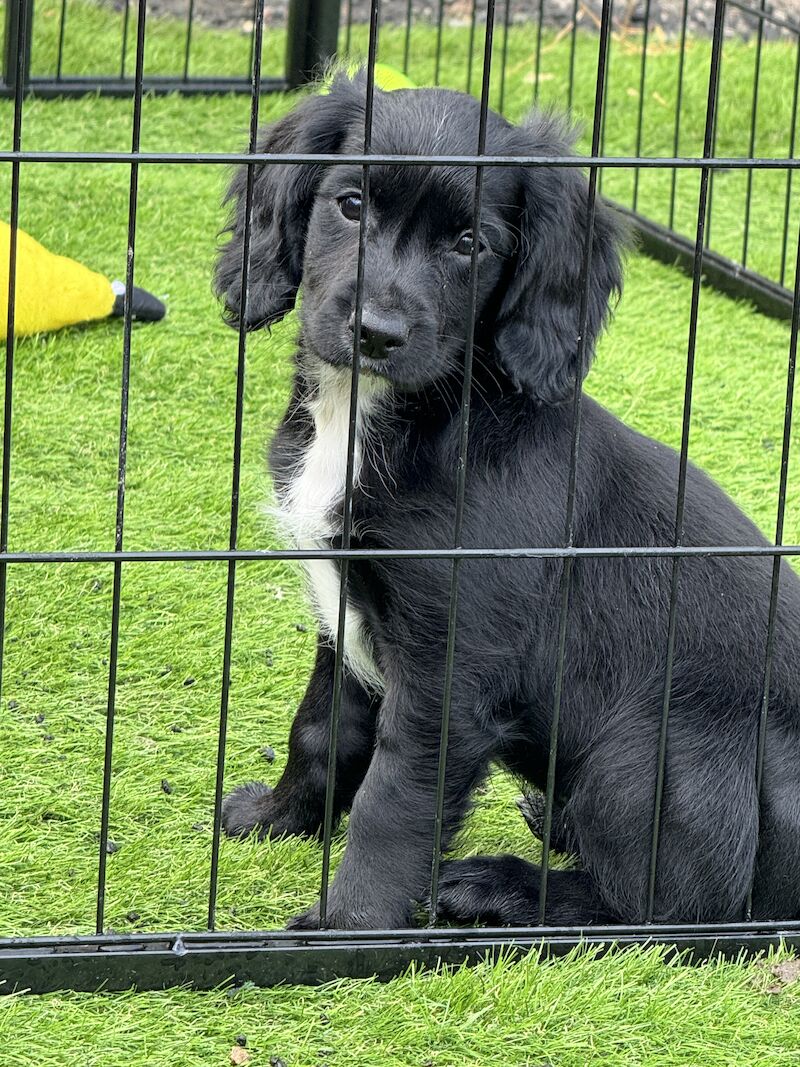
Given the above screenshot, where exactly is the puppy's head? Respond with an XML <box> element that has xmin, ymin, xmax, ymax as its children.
<box><xmin>216</xmin><ymin>75</ymin><xmax>623</xmax><ymax>403</ymax></box>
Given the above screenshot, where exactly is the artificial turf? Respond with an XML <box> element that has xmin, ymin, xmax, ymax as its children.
<box><xmin>0</xmin><ymin>1</ymin><xmax>799</xmax><ymax>1063</ymax></box>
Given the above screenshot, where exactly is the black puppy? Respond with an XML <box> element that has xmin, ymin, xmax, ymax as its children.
<box><xmin>215</xmin><ymin>74</ymin><xmax>800</xmax><ymax>930</ymax></box>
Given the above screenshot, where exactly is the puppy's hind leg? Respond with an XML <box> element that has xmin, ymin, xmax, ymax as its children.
<box><xmin>566</xmin><ymin>718</ymin><xmax>759</xmax><ymax>924</ymax></box>
<box><xmin>435</xmin><ymin>855</ymin><xmax>615</xmax><ymax>926</ymax></box>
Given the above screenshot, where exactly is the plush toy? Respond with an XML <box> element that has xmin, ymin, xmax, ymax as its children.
<box><xmin>0</xmin><ymin>219</ymin><xmax>165</xmax><ymax>340</ymax></box>
<box><xmin>321</xmin><ymin>62</ymin><xmax>416</xmax><ymax>94</ymax></box>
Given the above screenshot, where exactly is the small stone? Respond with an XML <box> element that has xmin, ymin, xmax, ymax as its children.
<box><xmin>183</xmin><ymin>677</ymin><xmax>196</xmax><ymax>687</ymax></box>
<box><xmin>260</xmin><ymin>746</ymin><xmax>276</xmax><ymax>763</ymax></box>
<box><xmin>43</xmin><ymin>733</ymin><xmax>54</xmax><ymax>742</ymax></box>
<box><xmin>7</xmin><ymin>699</ymin><xmax>18</xmax><ymax>710</ymax></box>
<box><xmin>125</xmin><ymin>910</ymin><xmax>140</xmax><ymax>923</ymax></box>
<box><xmin>161</xmin><ymin>779</ymin><xmax>173</xmax><ymax>795</ymax></box>
<box><xmin>294</xmin><ymin>623</ymin><xmax>308</xmax><ymax>633</ymax></box>
<box><xmin>767</xmin><ymin>959</ymin><xmax>800</xmax><ymax>992</ymax></box>
<box><xmin>169</xmin><ymin>724</ymin><xmax>183</xmax><ymax>733</ymax></box>
<box><xmin>34</xmin><ymin>713</ymin><xmax>45</xmax><ymax>723</ymax></box>
<box><xmin>192</xmin><ymin>822</ymin><xmax>206</xmax><ymax>832</ymax></box>
<box><xmin>91</xmin><ymin>579</ymin><xmax>103</xmax><ymax>592</ymax></box>
<box><xmin>270</xmin><ymin>1058</ymin><xmax>287</xmax><ymax>1067</ymax></box>
<box><xmin>106</xmin><ymin>840</ymin><xmax>120</xmax><ymax>855</ymax></box>
<box><xmin>235</xmin><ymin>1035</ymin><xmax>248</xmax><ymax>1047</ymax></box>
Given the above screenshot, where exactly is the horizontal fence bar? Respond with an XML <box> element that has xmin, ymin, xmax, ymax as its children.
<box><xmin>3</xmin><ymin>921</ymin><xmax>800</xmax><ymax>994</ymax></box>
<box><xmin>0</xmin><ymin>152</ymin><xmax>797</xmax><ymax>169</ymax></box>
<box><xmin>0</xmin><ymin>77</ymin><xmax>287</xmax><ymax>99</ymax></box>
<box><xmin>0</xmin><ymin>545</ymin><xmax>798</xmax><ymax>563</ymax></box>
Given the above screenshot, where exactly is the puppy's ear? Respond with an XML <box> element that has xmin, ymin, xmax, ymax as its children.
<box><xmin>493</xmin><ymin>114</ymin><xmax>624</xmax><ymax>403</ymax></box>
<box><xmin>215</xmin><ymin>79</ymin><xmax>364</xmax><ymax>330</ymax></box>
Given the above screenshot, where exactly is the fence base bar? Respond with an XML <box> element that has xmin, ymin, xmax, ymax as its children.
<box><xmin>2</xmin><ymin>921</ymin><xmax>800</xmax><ymax>994</ymax></box>
<box><xmin>619</xmin><ymin>203</ymin><xmax>795</xmax><ymax>321</ymax></box>
<box><xmin>0</xmin><ymin>76</ymin><xmax>288</xmax><ymax>99</ymax></box>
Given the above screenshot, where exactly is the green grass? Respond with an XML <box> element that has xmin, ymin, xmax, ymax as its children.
<box><xmin>0</xmin><ymin>1</ymin><xmax>800</xmax><ymax>1063</ymax></box>
<box><xmin>3</xmin><ymin>947</ymin><xmax>800</xmax><ymax>1066</ymax></box>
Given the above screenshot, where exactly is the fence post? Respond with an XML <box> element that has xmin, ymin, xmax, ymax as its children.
<box><xmin>3</xmin><ymin>0</ymin><xmax>34</xmax><ymax>94</ymax></box>
<box><xmin>285</xmin><ymin>0</ymin><xmax>341</xmax><ymax>88</ymax></box>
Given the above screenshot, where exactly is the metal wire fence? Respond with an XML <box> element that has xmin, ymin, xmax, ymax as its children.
<box><xmin>0</xmin><ymin>0</ymin><xmax>800</xmax><ymax>992</ymax></box>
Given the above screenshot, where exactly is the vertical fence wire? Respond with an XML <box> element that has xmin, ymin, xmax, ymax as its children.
<box><xmin>532</xmin><ymin>0</ymin><xmax>544</xmax><ymax>104</ymax></box>
<box><xmin>741</xmin><ymin>0</ymin><xmax>767</xmax><ymax>269</ymax></box>
<box><xmin>597</xmin><ymin>0</ymin><xmax>612</xmax><ymax>196</ymax></box>
<box><xmin>56</xmin><ymin>0</ymin><xmax>69</xmax><ymax>81</ymax></box>
<box><xmin>498</xmin><ymin>0</ymin><xmax>512</xmax><ymax>114</ymax></box>
<box><xmin>631</xmin><ymin>0</ymin><xmax>652</xmax><ymax>212</ymax></box>
<box><xmin>183</xmin><ymin>0</ymin><xmax>196</xmax><ymax>82</ymax></box>
<box><xmin>744</xmin><ymin>220</ymin><xmax>800</xmax><ymax>919</ymax></box>
<box><xmin>434</xmin><ymin>0</ymin><xmax>446</xmax><ymax>84</ymax></box>
<box><xmin>95</xmin><ymin>0</ymin><xmax>148</xmax><ymax>935</ymax></box>
<box><xmin>247</xmin><ymin>0</ymin><xmax>260</xmax><ymax>84</ymax></box>
<box><xmin>318</xmin><ymin>0</ymin><xmax>382</xmax><ymax>928</ymax></box>
<box><xmin>645</xmin><ymin>0</ymin><xmax>726</xmax><ymax>924</ymax></box>
<box><xmin>465</xmin><ymin>0</ymin><xmax>478</xmax><ymax>93</ymax></box>
<box><xmin>566</xmin><ymin>0</ymin><xmax>579</xmax><ymax>111</ymax></box>
<box><xmin>668</xmin><ymin>0</ymin><xmax>690</xmax><ymax>231</ymax></box>
<box><xmin>704</xmin><ymin>5</ymin><xmax>724</xmax><ymax>252</ymax></box>
<box><xmin>206</xmin><ymin>0</ymin><xmax>265</xmax><ymax>932</ymax></box>
<box><xmin>779</xmin><ymin>38</ymin><xmax>800</xmax><ymax>289</ymax></box>
<box><xmin>119</xmin><ymin>0</ymin><xmax>131</xmax><ymax>79</ymax></box>
<box><xmin>0</xmin><ymin>0</ymin><xmax>29</xmax><ymax>712</ymax></box>
<box><xmin>427</xmin><ymin>0</ymin><xmax>496</xmax><ymax>924</ymax></box>
<box><xmin>345</xmin><ymin>0</ymin><xmax>355</xmax><ymax>56</ymax></box>
<box><xmin>537</xmin><ymin>0</ymin><xmax>613</xmax><ymax>925</ymax></box>
<box><xmin>402</xmin><ymin>0</ymin><xmax>412</xmax><ymax>72</ymax></box>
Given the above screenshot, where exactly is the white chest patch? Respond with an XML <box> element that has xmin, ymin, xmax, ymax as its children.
<box><xmin>276</xmin><ymin>366</ymin><xmax>386</xmax><ymax>693</ymax></box>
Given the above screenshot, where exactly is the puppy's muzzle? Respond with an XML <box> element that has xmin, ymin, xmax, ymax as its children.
<box><xmin>348</xmin><ymin>305</ymin><xmax>410</xmax><ymax>361</ymax></box>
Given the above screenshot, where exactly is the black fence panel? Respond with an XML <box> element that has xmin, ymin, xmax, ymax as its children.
<box><xmin>0</xmin><ymin>0</ymin><xmax>799</xmax><ymax>994</ymax></box>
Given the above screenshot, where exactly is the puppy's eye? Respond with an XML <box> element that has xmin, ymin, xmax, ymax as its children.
<box><xmin>338</xmin><ymin>194</ymin><xmax>362</xmax><ymax>222</ymax></box>
<box><xmin>454</xmin><ymin>231</ymin><xmax>486</xmax><ymax>256</ymax></box>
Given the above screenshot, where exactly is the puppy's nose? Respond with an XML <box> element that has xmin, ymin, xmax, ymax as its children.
<box><xmin>348</xmin><ymin>306</ymin><xmax>409</xmax><ymax>360</ymax></box>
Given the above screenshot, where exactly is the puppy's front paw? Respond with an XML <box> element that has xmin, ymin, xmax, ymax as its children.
<box><xmin>222</xmin><ymin>781</ymin><xmax>326</xmax><ymax>840</ymax></box>
<box><xmin>221</xmin><ymin>781</ymin><xmax>274</xmax><ymax>839</ymax></box>
<box><xmin>435</xmin><ymin>856</ymin><xmax>538</xmax><ymax>927</ymax></box>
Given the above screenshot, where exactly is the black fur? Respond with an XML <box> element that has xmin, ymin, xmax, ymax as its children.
<box><xmin>215</xmin><ymin>75</ymin><xmax>800</xmax><ymax>930</ymax></box>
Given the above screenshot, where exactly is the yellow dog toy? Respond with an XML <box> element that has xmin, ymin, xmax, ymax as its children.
<box><xmin>322</xmin><ymin>62</ymin><xmax>415</xmax><ymax>93</ymax></box>
<box><xmin>0</xmin><ymin>220</ymin><xmax>165</xmax><ymax>340</ymax></box>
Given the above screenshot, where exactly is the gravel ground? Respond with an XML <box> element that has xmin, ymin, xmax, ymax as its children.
<box><xmin>107</xmin><ymin>0</ymin><xmax>798</xmax><ymax>39</ymax></box>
